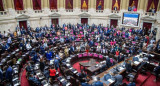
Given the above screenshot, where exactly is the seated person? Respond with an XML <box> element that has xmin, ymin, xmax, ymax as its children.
<box><xmin>103</xmin><ymin>74</ymin><xmax>112</xmax><ymax>81</ymax></box>
<box><xmin>117</xmin><ymin>53</ymin><xmax>124</xmax><ymax>62</ymax></box>
<box><xmin>79</xmin><ymin>70</ymin><xmax>87</xmax><ymax>82</ymax></box>
<box><xmin>128</xmin><ymin>6</ymin><xmax>132</xmax><ymax>11</ymax></box>
<box><xmin>81</xmin><ymin>79</ymin><xmax>91</xmax><ymax>86</ymax></box>
<box><xmin>26</xmin><ymin>42</ymin><xmax>32</xmax><ymax>50</ymax></box>
<box><xmin>132</xmin><ymin>56</ymin><xmax>139</xmax><ymax>62</ymax></box>
<box><xmin>153</xmin><ymin>63</ymin><xmax>160</xmax><ymax>82</ymax></box>
<box><xmin>28</xmin><ymin>74</ymin><xmax>41</xmax><ymax>85</ymax></box>
<box><xmin>106</xmin><ymin>57</ymin><xmax>114</xmax><ymax>68</ymax></box>
<box><xmin>92</xmin><ymin>77</ymin><xmax>103</xmax><ymax>86</ymax></box>
<box><xmin>127</xmin><ymin>78</ymin><xmax>136</xmax><ymax>86</ymax></box>
<box><xmin>112</xmin><ymin>71</ymin><xmax>123</xmax><ymax>86</ymax></box>
<box><xmin>26</xmin><ymin>63</ymin><xmax>33</xmax><ymax>73</ymax></box>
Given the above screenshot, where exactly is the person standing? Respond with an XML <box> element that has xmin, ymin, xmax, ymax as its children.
<box><xmin>0</xmin><ymin>66</ymin><xmax>3</xmax><ymax>82</ymax></box>
<box><xmin>49</xmin><ymin>66</ymin><xmax>56</xmax><ymax>82</ymax></box>
<box><xmin>153</xmin><ymin>63</ymin><xmax>160</xmax><ymax>82</ymax></box>
<box><xmin>5</xmin><ymin>65</ymin><xmax>13</xmax><ymax>82</ymax></box>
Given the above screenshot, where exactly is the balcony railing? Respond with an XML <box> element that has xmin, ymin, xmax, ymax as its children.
<box><xmin>96</xmin><ymin>10</ymin><xmax>104</xmax><ymax>13</ymax></box>
<box><xmin>144</xmin><ymin>12</ymin><xmax>157</xmax><ymax>16</ymax></box>
<box><xmin>111</xmin><ymin>10</ymin><xmax>119</xmax><ymax>13</ymax></box>
<box><xmin>34</xmin><ymin>10</ymin><xmax>43</xmax><ymax>13</ymax></box>
<box><xmin>66</xmin><ymin>9</ymin><xmax>73</xmax><ymax>12</ymax></box>
<box><xmin>16</xmin><ymin>10</ymin><xmax>26</xmax><ymax>14</ymax></box>
<box><xmin>51</xmin><ymin>9</ymin><xmax>58</xmax><ymax>12</ymax></box>
<box><xmin>0</xmin><ymin>11</ymin><xmax>8</xmax><ymax>16</ymax></box>
<box><xmin>81</xmin><ymin>9</ymin><xmax>88</xmax><ymax>12</ymax></box>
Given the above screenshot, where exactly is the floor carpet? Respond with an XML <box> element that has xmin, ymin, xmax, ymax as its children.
<box><xmin>20</xmin><ymin>60</ymin><xmax>160</xmax><ymax>86</ymax></box>
<box><xmin>142</xmin><ymin>75</ymin><xmax>160</xmax><ymax>86</ymax></box>
<box><xmin>21</xmin><ymin>69</ymin><xmax>29</xmax><ymax>86</ymax></box>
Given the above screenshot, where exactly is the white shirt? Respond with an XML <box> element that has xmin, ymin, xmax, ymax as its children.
<box><xmin>26</xmin><ymin>43</ymin><xmax>32</xmax><ymax>50</ymax></box>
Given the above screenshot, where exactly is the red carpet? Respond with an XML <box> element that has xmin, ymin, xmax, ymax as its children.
<box><xmin>122</xmin><ymin>72</ymin><xmax>160</xmax><ymax>86</ymax></box>
<box><xmin>136</xmin><ymin>73</ymin><xmax>150</xmax><ymax>86</ymax></box>
<box><xmin>21</xmin><ymin>69</ymin><xmax>29</xmax><ymax>86</ymax></box>
<box><xmin>142</xmin><ymin>75</ymin><xmax>160</xmax><ymax>86</ymax></box>
<box><xmin>72</xmin><ymin>60</ymin><xmax>99</xmax><ymax>72</ymax></box>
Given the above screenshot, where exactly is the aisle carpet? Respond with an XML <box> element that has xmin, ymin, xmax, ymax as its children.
<box><xmin>142</xmin><ymin>75</ymin><xmax>160</xmax><ymax>86</ymax></box>
<box><xmin>123</xmin><ymin>72</ymin><xmax>151</xmax><ymax>86</ymax></box>
<box><xmin>21</xmin><ymin>69</ymin><xmax>29</xmax><ymax>86</ymax></box>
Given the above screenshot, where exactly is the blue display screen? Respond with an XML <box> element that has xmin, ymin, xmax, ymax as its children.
<box><xmin>122</xmin><ymin>13</ymin><xmax>140</xmax><ymax>26</ymax></box>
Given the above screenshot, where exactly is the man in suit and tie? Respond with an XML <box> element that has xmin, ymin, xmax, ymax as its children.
<box><xmin>113</xmin><ymin>71</ymin><xmax>123</xmax><ymax>86</ymax></box>
<box><xmin>70</xmin><ymin>45</ymin><xmax>75</xmax><ymax>54</ymax></box>
<box><xmin>5</xmin><ymin>65</ymin><xmax>13</xmax><ymax>82</ymax></box>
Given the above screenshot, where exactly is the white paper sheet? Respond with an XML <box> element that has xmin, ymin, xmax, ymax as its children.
<box><xmin>108</xmin><ymin>79</ymin><xmax>114</xmax><ymax>83</ymax></box>
<box><xmin>134</xmin><ymin>61</ymin><xmax>140</xmax><ymax>65</ymax></box>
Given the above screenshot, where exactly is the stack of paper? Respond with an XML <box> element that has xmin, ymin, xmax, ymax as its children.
<box><xmin>134</xmin><ymin>61</ymin><xmax>140</xmax><ymax>65</ymax></box>
<box><xmin>108</xmin><ymin>79</ymin><xmax>114</xmax><ymax>83</ymax></box>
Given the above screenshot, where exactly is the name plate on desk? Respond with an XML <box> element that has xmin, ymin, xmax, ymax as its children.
<box><xmin>108</xmin><ymin>79</ymin><xmax>114</xmax><ymax>83</ymax></box>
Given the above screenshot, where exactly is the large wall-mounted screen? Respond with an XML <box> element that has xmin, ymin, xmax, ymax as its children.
<box><xmin>122</xmin><ymin>13</ymin><xmax>140</xmax><ymax>26</ymax></box>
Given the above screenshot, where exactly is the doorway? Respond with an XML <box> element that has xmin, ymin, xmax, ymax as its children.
<box><xmin>81</xmin><ymin>18</ymin><xmax>88</xmax><ymax>25</ymax></box>
<box><xmin>143</xmin><ymin>22</ymin><xmax>152</xmax><ymax>36</ymax></box>
<box><xmin>19</xmin><ymin>21</ymin><xmax>27</xmax><ymax>29</ymax></box>
<box><xmin>52</xmin><ymin>18</ymin><xmax>59</xmax><ymax>25</ymax></box>
<box><xmin>110</xmin><ymin>19</ymin><xmax>118</xmax><ymax>28</ymax></box>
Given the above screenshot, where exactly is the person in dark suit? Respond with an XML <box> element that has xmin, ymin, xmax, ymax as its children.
<box><xmin>28</xmin><ymin>74</ymin><xmax>41</xmax><ymax>85</ymax></box>
<box><xmin>92</xmin><ymin>77</ymin><xmax>103</xmax><ymax>86</ymax></box>
<box><xmin>127</xmin><ymin>78</ymin><xmax>136</xmax><ymax>86</ymax></box>
<box><xmin>5</xmin><ymin>65</ymin><xmax>13</xmax><ymax>82</ymax></box>
<box><xmin>113</xmin><ymin>71</ymin><xmax>123</xmax><ymax>86</ymax></box>
<box><xmin>117</xmin><ymin>53</ymin><xmax>124</xmax><ymax>62</ymax></box>
<box><xmin>81</xmin><ymin>79</ymin><xmax>91</xmax><ymax>86</ymax></box>
<box><xmin>70</xmin><ymin>45</ymin><xmax>75</xmax><ymax>54</ymax></box>
<box><xmin>153</xmin><ymin>63</ymin><xmax>160</xmax><ymax>82</ymax></box>
<box><xmin>40</xmin><ymin>58</ymin><xmax>45</xmax><ymax>72</ymax></box>
<box><xmin>125</xmin><ymin>60</ymin><xmax>132</xmax><ymax>73</ymax></box>
<box><xmin>106</xmin><ymin>57</ymin><xmax>112</xmax><ymax>68</ymax></box>
<box><xmin>0</xmin><ymin>66</ymin><xmax>3</xmax><ymax>82</ymax></box>
<box><xmin>54</xmin><ymin>57</ymin><xmax>60</xmax><ymax>70</ymax></box>
<box><xmin>26</xmin><ymin>63</ymin><xmax>33</xmax><ymax>74</ymax></box>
